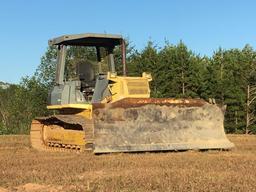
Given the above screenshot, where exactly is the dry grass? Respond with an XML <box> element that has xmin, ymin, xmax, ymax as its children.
<box><xmin>0</xmin><ymin>135</ymin><xmax>256</xmax><ymax>192</ymax></box>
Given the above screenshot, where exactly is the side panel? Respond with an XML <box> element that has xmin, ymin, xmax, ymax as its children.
<box><xmin>48</xmin><ymin>81</ymin><xmax>86</xmax><ymax>106</ymax></box>
<box><xmin>106</xmin><ymin>72</ymin><xmax>152</xmax><ymax>103</ymax></box>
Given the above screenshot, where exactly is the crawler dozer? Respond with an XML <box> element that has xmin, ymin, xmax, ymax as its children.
<box><xmin>30</xmin><ymin>33</ymin><xmax>234</xmax><ymax>153</ymax></box>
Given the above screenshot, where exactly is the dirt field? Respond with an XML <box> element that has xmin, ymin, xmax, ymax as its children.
<box><xmin>0</xmin><ymin>135</ymin><xmax>256</xmax><ymax>192</ymax></box>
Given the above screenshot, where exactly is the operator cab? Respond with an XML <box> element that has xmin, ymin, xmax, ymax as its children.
<box><xmin>48</xmin><ymin>33</ymin><xmax>126</xmax><ymax>105</ymax></box>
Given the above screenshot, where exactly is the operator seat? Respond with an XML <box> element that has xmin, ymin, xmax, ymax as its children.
<box><xmin>76</xmin><ymin>60</ymin><xmax>95</xmax><ymax>83</ymax></box>
<box><xmin>76</xmin><ymin>60</ymin><xmax>96</xmax><ymax>101</ymax></box>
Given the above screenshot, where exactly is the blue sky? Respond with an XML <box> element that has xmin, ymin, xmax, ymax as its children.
<box><xmin>1</xmin><ymin>0</ymin><xmax>256</xmax><ymax>83</ymax></box>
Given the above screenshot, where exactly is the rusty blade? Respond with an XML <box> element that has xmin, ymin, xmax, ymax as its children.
<box><xmin>93</xmin><ymin>98</ymin><xmax>234</xmax><ymax>153</ymax></box>
<box><xmin>93</xmin><ymin>98</ymin><xmax>208</xmax><ymax>109</ymax></box>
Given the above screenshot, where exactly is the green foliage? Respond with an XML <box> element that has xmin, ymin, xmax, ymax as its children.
<box><xmin>129</xmin><ymin>41</ymin><xmax>206</xmax><ymax>98</ymax></box>
<box><xmin>0</xmin><ymin>77</ymin><xmax>50</xmax><ymax>134</ymax></box>
<box><xmin>113</xmin><ymin>39</ymin><xmax>136</xmax><ymax>76</ymax></box>
<box><xmin>35</xmin><ymin>46</ymin><xmax>57</xmax><ymax>87</ymax></box>
<box><xmin>128</xmin><ymin>41</ymin><xmax>161</xmax><ymax>97</ymax></box>
<box><xmin>204</xmin><ymin>46</ymin><xmax>256</xmax><ymax>133</ymax></box>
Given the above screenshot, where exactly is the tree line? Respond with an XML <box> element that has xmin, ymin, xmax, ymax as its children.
<box><xmin>0</xmin><ymin>40</ymin><xmax>256</xmax><ymax>134</ymax></box>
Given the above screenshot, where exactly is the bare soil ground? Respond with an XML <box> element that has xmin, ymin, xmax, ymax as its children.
<box><xmin>0</xmin><ymin>135</ymin><xmax>256</xmax><ymax>192</ymax></box>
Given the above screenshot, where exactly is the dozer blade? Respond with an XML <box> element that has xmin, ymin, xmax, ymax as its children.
<box><xmin>93</xmin><ymin>98</ymin><xmax>234</xmax><ymax>153</ymax></box>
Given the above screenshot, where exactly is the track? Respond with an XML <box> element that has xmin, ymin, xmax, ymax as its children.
<box><xmin>30</xmin><ymin>120</ymin><xmax>88</xmax><ymax>153</ymax></box>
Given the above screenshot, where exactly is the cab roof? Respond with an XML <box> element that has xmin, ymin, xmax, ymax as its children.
<box><xmin>48</xmin><ymin>33</ymin><xmax>123</xmax><ymax>47</ymax></box>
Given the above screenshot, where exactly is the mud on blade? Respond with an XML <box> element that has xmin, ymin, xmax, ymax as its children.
<box><xmin>93</xmin><ymin>98</ymin><xmax>234</xmax><ymax>153</ymax></box>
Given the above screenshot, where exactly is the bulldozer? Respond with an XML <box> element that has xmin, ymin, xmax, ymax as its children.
<box><xmin>30</xmin><ymin>33</ymin><xmax>234</xmax><ymax>153</ymax></box>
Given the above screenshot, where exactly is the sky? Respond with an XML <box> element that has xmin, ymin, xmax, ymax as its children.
<box><xmin>1</xmin><ymin>0</ymin><xmax>256</xmax><ymax>83</ymax></box>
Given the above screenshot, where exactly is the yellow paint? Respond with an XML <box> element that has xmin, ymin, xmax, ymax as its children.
<box><xmin>76</xmin><ymin>108</ymin><xmax>92</xmax><ymax>119</ymax></box>
<box><xmin>106</xmin><ymin>72</ymin><xmax>152</xmax><ymax>103</ymax></box>
<box><xmin>47</xmin><ymin>103</ymin><xmax>93</xmax><ymax>119</ymax></box>
<box><xmin>47</xmin><ymin>103</ymin><xmax>92</xmax><ymax>110</ymax></box>
<box><xmin>44</xmin><ymin>125</ymin><xmax>85</xmax><ymax>146</ymax></box>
